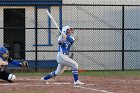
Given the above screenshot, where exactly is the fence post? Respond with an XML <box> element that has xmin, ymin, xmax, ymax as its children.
<box><xmin>59</xmin><ymin>5</ymin><xmax>62</xmax><ymax>30</ymax></box>
<box><xmin>35</xmin><ymin>5</ymin><xmax>38</xmax><ymax>72</ymax></box>
<box><xmin>122</xmin><ymin>5</ymin><xmax>125</xmax><ymax>71</ymax></box>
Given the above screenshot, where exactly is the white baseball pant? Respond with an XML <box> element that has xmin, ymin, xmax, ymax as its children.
<box><xmin>55</xmin><ymin>53</ymin><xmax>78</xmax><ymax>75</ymax></box>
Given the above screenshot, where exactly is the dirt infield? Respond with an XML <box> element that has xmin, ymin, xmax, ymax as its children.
<box><xmin>0</xmin><ymin>76</ymin><xmax>140</xmax><ymax>93</ymax></box>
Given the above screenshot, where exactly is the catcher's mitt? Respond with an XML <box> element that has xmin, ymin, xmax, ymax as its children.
<box><xmin>20</xmin><ymin>60</ymin><xmax>29</xmax><ymax>68</ymax></box>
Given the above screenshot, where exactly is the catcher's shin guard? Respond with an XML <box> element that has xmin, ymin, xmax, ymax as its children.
<box><xmin>0</xmin><ymin>70</ymin><xmax>16</xmax><ymax>82</ymax></box>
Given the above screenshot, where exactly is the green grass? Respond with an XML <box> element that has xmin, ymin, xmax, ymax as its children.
<box><xmin>79</xmin><ymin>70</ymin><xmax>140</xmax><ymax>76</ymax></box>
<box><xmin>14</xmin><ymin>70</ymin><xmax>140</xmax><ymax>77</ymax></box>
<box><xmin>0</xmin><ymin>91</ymin><xmax>47</xmax><ymax>93</ymax></box>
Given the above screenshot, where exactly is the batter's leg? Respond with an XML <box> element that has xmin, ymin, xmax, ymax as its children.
<box><xmin>43</xmin><ymin>64</ymin><xmax>66</xmax><ymax>80</ymax></box>
<box><xmin>58</xmin><ymin>53</ymin><xmax>79</xmax><ymax>82</ymax></box>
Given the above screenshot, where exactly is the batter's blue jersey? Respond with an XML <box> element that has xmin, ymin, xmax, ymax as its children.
<box><xmin>58</xmin><ymin>35</ymin><xmax>75</xmax><ymax>55</ymax></box>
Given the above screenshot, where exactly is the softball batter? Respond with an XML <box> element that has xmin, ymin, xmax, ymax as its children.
<box><xmin>41</xmin><ymin>26</ymin><xmax>84</xmax><ymax>85</ymax></box>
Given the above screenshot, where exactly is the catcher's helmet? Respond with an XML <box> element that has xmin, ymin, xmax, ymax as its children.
<box><xmin>0</xmin><ymin>47</ymin><xmax>8</xmax><ymax>57</ymax></box>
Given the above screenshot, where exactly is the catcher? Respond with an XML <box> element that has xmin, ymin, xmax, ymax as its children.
<box><xmin>0</xmin><ymin>46</ymin><xmax>28</xmax><ymax>82</ymax></box>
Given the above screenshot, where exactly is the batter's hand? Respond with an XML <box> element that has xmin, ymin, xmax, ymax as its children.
<box><xmin>61</xmin><ymin>33</ymin><xmax>67</xmax><ymax>39</ymax></box>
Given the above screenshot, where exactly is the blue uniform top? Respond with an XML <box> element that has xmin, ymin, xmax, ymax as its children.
<box><xmin>58</xmin><ymin>35</ymin><xmax>75</xmax><ymax>55</ymax></box>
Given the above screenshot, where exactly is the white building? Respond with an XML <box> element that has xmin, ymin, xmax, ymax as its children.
<box><xmin>0</xmin><ymin>0</ymin><xmax>62</xmax><ymax>69</ymax></box>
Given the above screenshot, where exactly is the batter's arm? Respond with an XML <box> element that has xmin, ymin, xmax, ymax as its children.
<box><xmin>58</xmin><ymin>36</ymin><xmax>66</xmax><ymax>45</ymax></box>
<box><xmin>66</xmin><ymin>35</ymin><xmax>75</xmax><ymax>44</ymax></box>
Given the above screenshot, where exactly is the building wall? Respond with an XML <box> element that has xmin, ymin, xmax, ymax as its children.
<box><xmin>63</xmin><ymin>0</ymin><xmax>140</xmax><ymax>4</ymax></box>
<box><xmin>25</xmin><ymin>6</ymin><xmax>60</xmax><ymax>60</ymax></box>
<box><xmin>61</xmin><ymin>1</ymin><xmax>140</xmax><ymax>70</ymax></box>
<box><xmin>0</xmin><ymin>7</ymin><xmax>3</xmax><ymax>45</ymax></box>
<box><xmin>0</xmin><ymin>1</ymin><xmax>140</xmax><ymax>70</ymax></box>
<box><xmin>25</xmin><ymin>6</ymin><xmax>35</xmax><ymax>60</ymax></box>
<box><xmin>0</xmin><ymin>6</ymin><xmax>59</xmax><ymax>61</ymax></box>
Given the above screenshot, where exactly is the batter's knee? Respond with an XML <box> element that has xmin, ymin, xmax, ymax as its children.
<box><xmin>55</xmin><ymin>70</ymin><xmax>65</xmax><ymax>76</ymax></box>
<box><xmin>55</xmin><ymin>71</ymin><xmax>62</xmax><ymax>76</ymax></box>
<box><xmin>74</xmin><ymin>63</ymin><xmax>78</xmax><ymax>69</ymax></box>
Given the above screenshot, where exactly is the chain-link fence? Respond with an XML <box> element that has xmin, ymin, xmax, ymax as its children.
<box><xmin>0</xmin><ymin>4</ymin><xmax>140</xmax><ymax>71</ymax></box>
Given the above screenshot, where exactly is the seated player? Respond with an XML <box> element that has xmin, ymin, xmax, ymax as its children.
<box><xmin>0</xmin><ymin>46</ymin><xmax>28</xmax><ymax>82</ymax></box>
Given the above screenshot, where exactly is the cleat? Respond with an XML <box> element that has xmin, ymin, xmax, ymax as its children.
<box><xmin>41</xmin><ymin>77</ymin><xmax>49</xmax><ymax>84</ymax></box>
<box><xmin>74</xmin><ymin>80</ymin><xmax>84</xmax><ymax>85</ymax></box>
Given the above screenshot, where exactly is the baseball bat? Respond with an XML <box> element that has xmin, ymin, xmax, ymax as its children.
<box><xmin>46</xmin><ymin>10</ymin><xmax>62</xmax><ymax>33</ymax></box>
<box><xmin>47</xmin><ymin>9</ymin><xmax>86</xmax><ymax>72</ymax></box>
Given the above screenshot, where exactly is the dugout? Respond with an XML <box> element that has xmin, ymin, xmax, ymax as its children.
<box><xmin>0</xmin><ymin>0</ymin><xmax>62</xmax><ymax>69</ymax></box>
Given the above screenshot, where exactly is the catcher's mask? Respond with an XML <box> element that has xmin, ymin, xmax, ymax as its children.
<box><xmin>0</xmin><ymin>47</ymin><xmax>9</xmax><ymax>59</ymax></box>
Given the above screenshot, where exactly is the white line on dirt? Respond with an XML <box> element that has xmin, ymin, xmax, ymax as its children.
<box><xmin>17</xmin><ymin>78</ymin><xmax>56</xmax><ymax>81</ymax></box>
<box><xmin>17</xmin><ymin>78</ymin><xmax>71</xmax><ymax>84</ymax></box>
<box><xmin>52</xmin><ymin>82</ymin><xmax>70</xmax><ymax>85</ymax></box>
<box><xmin>0</xmin><ymin>83</ymin><xmax>16</xmax><ymax>85</ymax></box>
<box><xmin>0</xmin><ymin>83</ymin><xmax>60</xmax><ymax>87</ymax></box>
<box><xmin>17</xmin><ymin>79</ymin><xmax>40</xmax><ymax>81</ymax></box>
<box><xmin>74</xmin><ymin>85</ymin><xmax>115</xmax><ymax>93</ymax></box>
<box><xmin>0</xmin><ymin>82</ymin><xmax>71</xmax><ymax>86</ymax></box>
<box><xmin>81</xmin><ymin>84</ymin><xmax>95</xmax><ymax>86</ymax></box>
<box><xmin>0</xmin><ymin>82</ymin><xmax>115</xmax><ymax>93</ymax></box>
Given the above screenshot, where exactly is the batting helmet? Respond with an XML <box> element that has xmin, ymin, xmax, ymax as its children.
<box><xmin>62</xmin><ymin>26</ymin><xmax>71</xmax><ymax>34</ymax></box>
